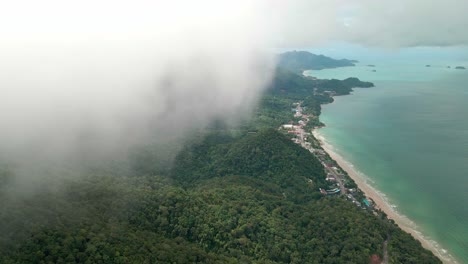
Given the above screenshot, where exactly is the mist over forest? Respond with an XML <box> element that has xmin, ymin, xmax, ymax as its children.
<box><xmin>0</xmin><ymin>1</ymin><xmax>466</xmax><ymax>263</ymax></box>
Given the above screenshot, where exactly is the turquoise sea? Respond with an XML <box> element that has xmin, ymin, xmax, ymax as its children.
<box><xmin>305</xmin><ymin>56</ymin><xmax>468</xmax><ymax>263</ymax></box>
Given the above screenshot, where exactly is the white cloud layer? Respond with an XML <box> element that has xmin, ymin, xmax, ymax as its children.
<box><xmin>0</xmin><ymin>0</ymin><xmax>467</xmax><ymax>183</ymax></box>
<box><xmin>0</xmin><ymin>1</ymin><xmax>272</xmax><ymax>165</ymax></box>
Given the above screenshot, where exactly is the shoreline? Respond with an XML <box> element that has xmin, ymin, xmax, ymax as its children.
<box><xmin>312</xmin><ymin>128</ymin><xmax>457</xmax><ymax>264</ymax></box>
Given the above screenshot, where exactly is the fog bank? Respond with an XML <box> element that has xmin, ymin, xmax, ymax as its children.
<box><xmin>0</xmin><ymin>1</ymin><xmax>276</xmax><ymax>185</ymax></box>
<box><xmin>1</xmin><ymin>0</ymin><xmax>468</xmax><ymax>186</ymax></box>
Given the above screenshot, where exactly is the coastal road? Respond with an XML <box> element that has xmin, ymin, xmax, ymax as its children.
<box><xmin>324</xmin><ymin>166</ymin><xmax>346</xmax><ymax>195</ymax></box>
<box><xmin>293</xmin><ymin>101</ymin><xmax>346</xmax><ymax>195</ymax></box>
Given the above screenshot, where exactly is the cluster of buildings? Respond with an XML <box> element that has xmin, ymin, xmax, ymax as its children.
<box><xmin>280</xmin><ymin>101</ymin><xmax>375</xmax><ymax>210</ymax></box>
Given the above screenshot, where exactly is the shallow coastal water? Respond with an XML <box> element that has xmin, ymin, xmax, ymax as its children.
<box><xmin>305</xmin><ymin>61</ymin><xmax>468</xmax><ymax>263</ymax></box>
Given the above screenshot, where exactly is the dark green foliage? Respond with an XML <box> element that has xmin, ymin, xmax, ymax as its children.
<box><xmin>0</xmin><ymin>175</ymin><xmax>236</xmax><ymax>264</ymax></box>
<box><xmin>301</xmin><ymin>96</ymin><xmax>322</xmax><ymax>116</ymax></box>
<box><xmin>0</xmin><ymin>61</ymin><xmax>439</xmax><ymax>263</ymax></box>
<box><xmin>387</xmin><ymin>231</ymin><xmax>442</xmax><ymax>263</ymax></box>
<box><xmin>267</xmin><ymin>67</ymin><xmax>317</xmax><ymax>96</ymax></box>
<box><xmin>267</xmin><ymin>67</ymin><xmax>374</xmax><ymax>98</ymax></box>
<box><xmin>128</xmin><ymin>143</ymin><xmax>180</xmax><ymax>176</ymax></box>
<box><xmin>0</xmin><ymin>170</ymin><xmax>440</xmax><ymax>263</ymax></box>
<box><xmin>169</xmin><ymin>132</ymin><xmax>234</xmax><ymax>184</ymax></box>
<box><xmin>220</xmin><ymin>130</ymin><xmax>327</xmax><ymax>201</ymax></box>
<box><xmin>316</xmin><ymin>78</ymin><xmax>374</xmax><ymax>95</ymax></box>
<box><xmin>0</xmin><ymin>167</ymin><xmax>13</xmax><ymax>188</ymax></box>
<box><xmin>245</xmin><ymin>95</ymin><xmax>296</xmax><ymax>130</ymax></box>
<box><xmin>277</xmin><ymin>51</ymin><xmax>356</xmax><ymax>74</ymax></box>
<box><xmin>342</xmin><ymin>77</ymin><xmax>374</xmax><ymax>88</ymax></box>
<box><xmin>172</xmin><ymin>130</ymin><xmax>327</xmax><ymax>203</ymax></box>
<box><xmin>131</xmin><ymin>178</ymin><xmax>392</xmax><ymax>263</ymax></box>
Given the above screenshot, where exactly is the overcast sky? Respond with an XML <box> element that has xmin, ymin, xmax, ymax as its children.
<box><xmin>2</xmin><ymin>0</ymin><xmax>468</xmax><ymax>48</ymax></box>
<box><xmin>266</xmin><ymin>0</ymin><xmax>468</xmax><ymax>48</ymax></box>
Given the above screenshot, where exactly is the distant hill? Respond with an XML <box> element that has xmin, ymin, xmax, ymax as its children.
<box><xmin>267</xmin><ymin>67</ymin><xmax>374</xmax><ymax>97</ymax></box>
<box><xmin>267</xmin><ymin>67</ymin><xmax>317</xmax><ymax>95</ymax></box>
<box><xmin>316</xmin><ymin>77</ymin><xmax>374</xmax><ymax>95</ymax></box>
<box><xmin>277</xmin><ymin>50</ymin><xmax>357</xmax><ymax>74</ymax></box>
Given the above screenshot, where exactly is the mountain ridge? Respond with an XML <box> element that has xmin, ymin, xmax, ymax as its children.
<box><xmin>277</xmin><ymin>50</ymin><xmax>357</xmax><ymax>74</ymax></box>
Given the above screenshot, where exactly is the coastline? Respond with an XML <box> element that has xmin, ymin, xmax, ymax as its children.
<box><xmin>312</xmin><ymin>128</ymin><xmax>456</xmax><ymax>264</ymax></box>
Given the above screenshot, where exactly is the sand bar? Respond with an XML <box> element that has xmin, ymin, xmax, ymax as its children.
<box><xmin>313</xmin><ymin>129</ymin><xmax>457</xmax><ymax>264</ymax></box>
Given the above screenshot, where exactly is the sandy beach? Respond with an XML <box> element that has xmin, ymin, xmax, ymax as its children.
<box><xmin>312</xmin><ymin>129</ymin><xmax>456</xmax><ymax>264</ymax></box>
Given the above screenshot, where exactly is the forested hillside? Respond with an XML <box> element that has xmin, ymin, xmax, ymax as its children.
<box><xmin>0</xmin><ymin>59</ymin><xmax>441</xmax><ymax>263</ymax></box>
<box><xmin>0</xmin><ymin>130</ymin><xmax>440</xmax><ymax>264</ymax></box>
<box><xmin>277</xmin><ymin>51</ymin><xmax>356</xmax><ymax>74</ymax></box>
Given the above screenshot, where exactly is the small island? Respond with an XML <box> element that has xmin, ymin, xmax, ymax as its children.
<box><xmin>455</xmin><ymin>66</ymin><xmax>466</xmax><ymax>70</ymax></box>
<box><xmin>426</xmin><ymin>65</ymin><xmax>431</xmax><ymax>67</ymax></box>
<box><xmin>367</xmin><ymin>64</ymin><xmax>376</xmax><ymax>67</ymax></box>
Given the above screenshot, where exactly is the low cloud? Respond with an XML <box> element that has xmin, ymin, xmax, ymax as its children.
<box><xmin>0</xmin><ymin>0</ymin><xmax>467</xmax><ymax>187</ymax></box>
<box><xmin>0</xmin><ymin>1</ymin><xmax>275</xmax><ymax>186</ymax></box>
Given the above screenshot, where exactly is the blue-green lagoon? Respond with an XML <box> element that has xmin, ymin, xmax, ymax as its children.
<box><xmin>305</xmin><ymin>61</ymin><xmax>468</xmax><ymax>263</ymax></box>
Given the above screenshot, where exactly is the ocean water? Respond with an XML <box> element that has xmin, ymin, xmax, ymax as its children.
<box><xmin>305</xmin><ymin>60</ymin><xmax>468</xmax><ymax>263</ymax></box>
